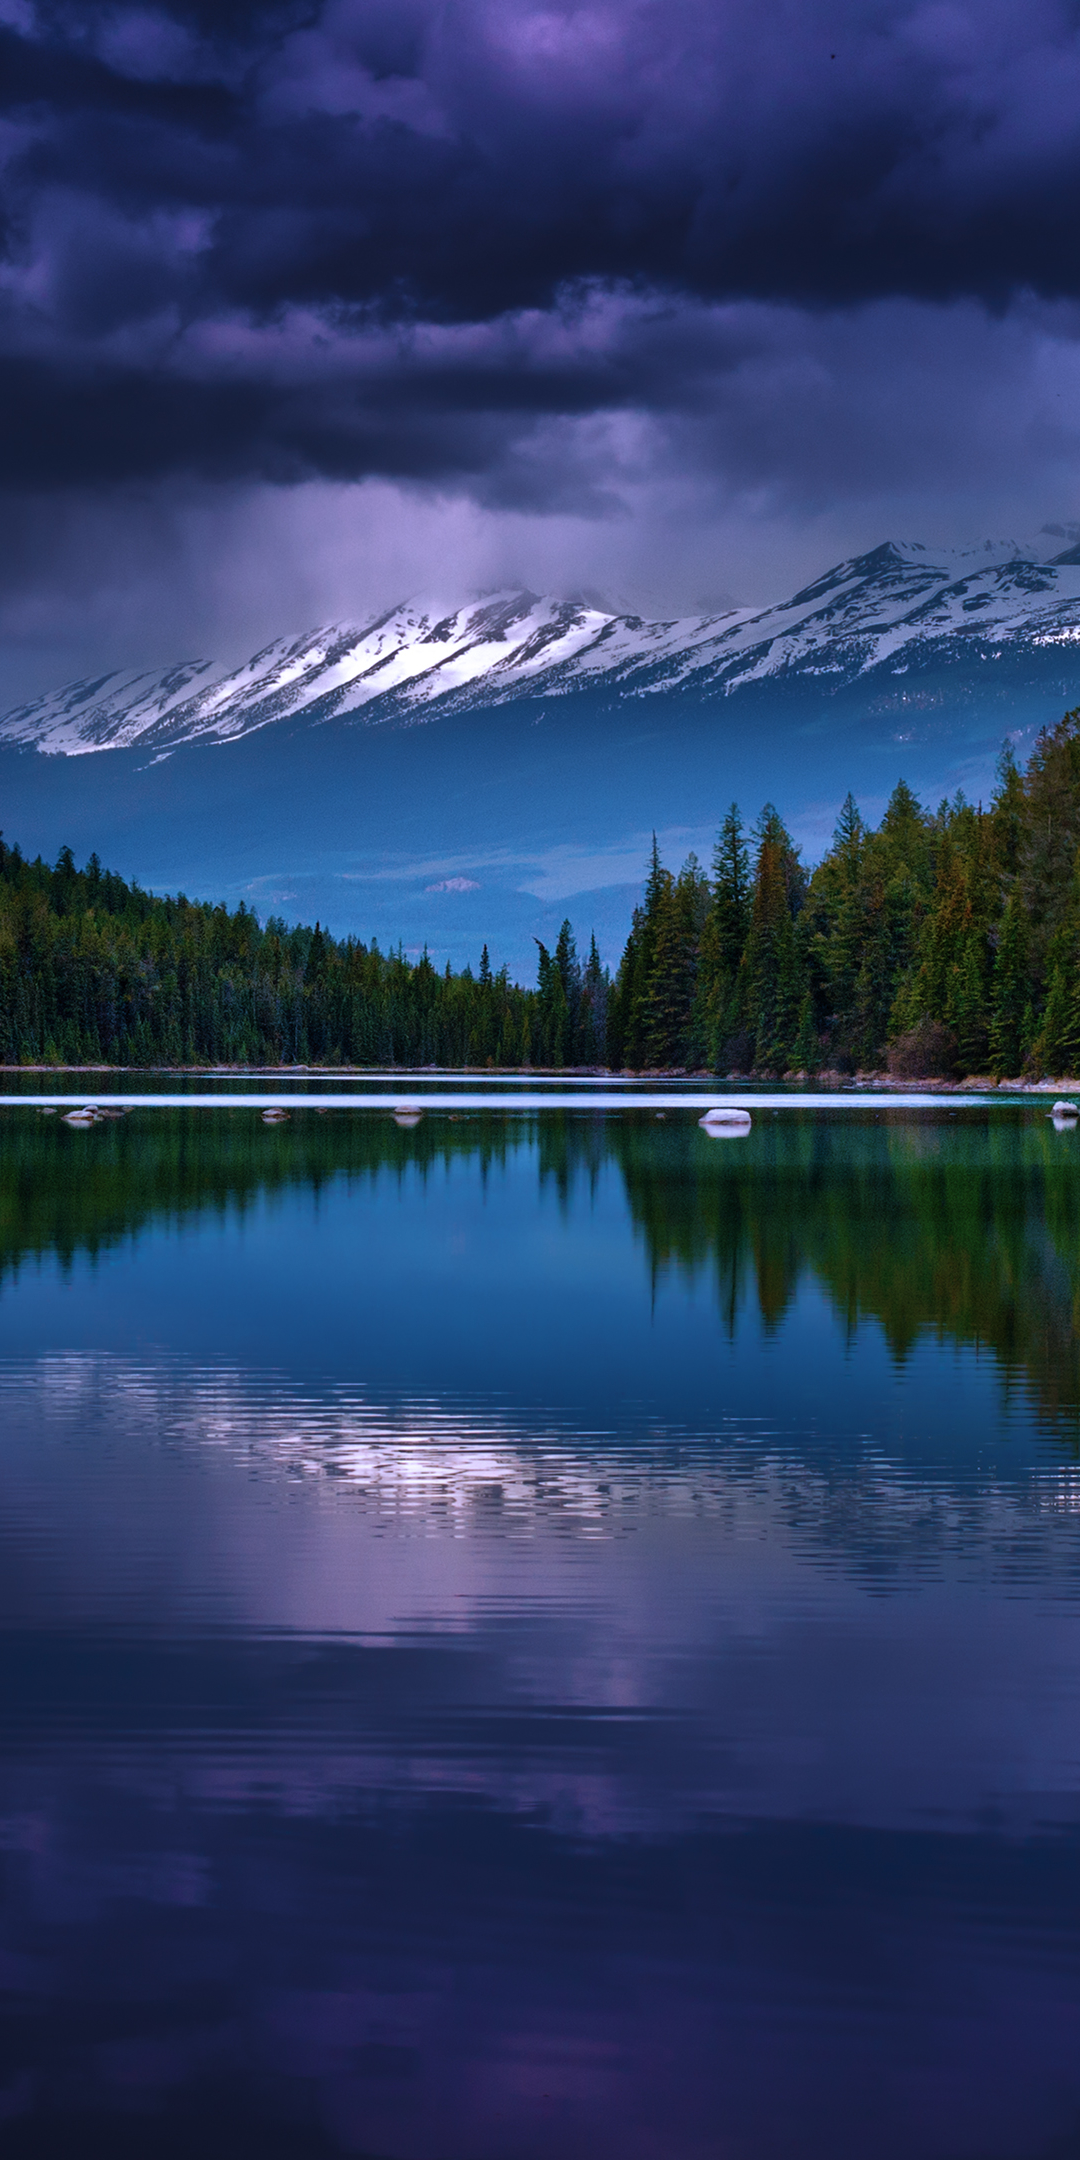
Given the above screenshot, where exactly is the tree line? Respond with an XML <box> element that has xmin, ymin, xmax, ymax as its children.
<box><xmin>3</xmin><ymin>705</ymin><xmax>1080</xmax><ymax>1074</ymax></box>
<box><xmin>608</xmin><ymin>707</ymin><xmax>1080</xmax><ymax>1078</ymax></box>
<box><xmin>0</xmin><ymin>837</ymin><xmax>606</xmax><ymax>1067</ymax></box>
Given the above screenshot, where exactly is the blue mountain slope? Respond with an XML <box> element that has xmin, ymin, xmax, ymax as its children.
<box><xmin>1</xmin><ymin>538</ymin><xmax>1078</xmax><ymax>976</ymax></box>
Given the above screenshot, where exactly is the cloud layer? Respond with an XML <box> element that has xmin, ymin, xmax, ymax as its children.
<box><xmin>4</xmin><ymin>0</ymin><xmax>1080</xmax><ymax>486</ymax></box>
<box><xmin>2</xmin><ymin>1</ymin><xmax>1080</xmax><ymax>686</ymax></box>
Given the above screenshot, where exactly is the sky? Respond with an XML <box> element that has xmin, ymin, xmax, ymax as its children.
<box><xmin>2</xmin><ymin>0</ymin><xmax>1080</xmax><ymax>698</ymax></box>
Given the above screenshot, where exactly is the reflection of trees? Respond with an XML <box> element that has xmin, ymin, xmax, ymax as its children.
<box><xmin>0</xmin><ymin>1111</ymin><xmax>524</xmax><ymax>1285</ymax></box>
<box><xmin>3</xmin><ymin>1107</ymin><xmax>1080</xmax><ymax>1437</ymax></box>
<box><xmin>614</xmin><ymin>1114</ymin><xmax>1080</xmax><ymax>1438</ymax></box>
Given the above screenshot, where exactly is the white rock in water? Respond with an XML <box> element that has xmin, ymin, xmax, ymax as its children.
<box><xmin>1052</xmin><ymin>1100</ymin><xmax>1079</xmax><ymax>1119</ymax></box>
<box><xmin>262</xmin><ymin>1107</ymin><xmax>290</xmax><ymax>1122</ymax></box>
<box><xmin>393</xmin><ymin>1106</ymin><xmax>424</xmax><ymax>1127</ymax></box>
<box><xmin>700</xmin><ymin>1106</ymin><xmax>752</xmax><ymax>1136</ymax></box>
<box><xmin>63</xmin><ymin>1110</ymin><xmax>97</xmax><ymax>1126</ymax></box>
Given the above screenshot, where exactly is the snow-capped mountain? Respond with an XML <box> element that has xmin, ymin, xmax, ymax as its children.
<box><xmin>2</xmin><ymin>532</ymin><xmax>1080</xmax><ymax>977</ymax></box>
<box><xmin>5</xmin><ymin>537</ymin><xmax>1080</xmax><ymax>759</ymax></box>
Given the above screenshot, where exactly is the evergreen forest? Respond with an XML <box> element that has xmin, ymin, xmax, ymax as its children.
<box><xmin>607</xmin><ymin>706</ymin><xmax>1080</xmax><ymax>1078</ymax></box>
<box><xmin>4</xmin><ymin>706</ymin><xmax>1080</xmax><ymax>1076</ymax></box>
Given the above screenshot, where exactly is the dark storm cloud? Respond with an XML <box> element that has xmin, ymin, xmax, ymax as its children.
<box><xmin>2</xmin><ymin>0</ymin><xmax>1080</xmax><ymax>491</ymax></box>
<box><xmin>15</xmin><ymin>0</ymin><xmax>1080</xmax><ymax>313</ymax></box>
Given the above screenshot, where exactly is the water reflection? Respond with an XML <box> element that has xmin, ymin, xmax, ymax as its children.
<box><xmin>2</xmin><ymin>1109</ymin><xmax>1080</xmax><ymax>2157</ymax></box>
<box><xmin>3</xmin><ymin>1107</ymin><xmax>1080</xmax><ymax>1432</ymax></box>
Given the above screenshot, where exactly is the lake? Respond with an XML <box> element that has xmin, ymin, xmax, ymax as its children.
<box><xmin>1</xmin><ymin>1096</ymin><xmax>1079</xmax><ymax>2158</ymax></box>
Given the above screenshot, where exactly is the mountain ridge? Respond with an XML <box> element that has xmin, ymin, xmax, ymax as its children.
<box><xmin>2</xmin><ymin>531</ymin><xmax>1079</xmax><ymax>975</ymax></box>
<box><xmin>5</xmin><ymin>536</ymin><xmax>1080</xmax><ymax>761</ymax></box>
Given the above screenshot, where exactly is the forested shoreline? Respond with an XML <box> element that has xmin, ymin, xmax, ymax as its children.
<box><xmin>609</xmin><ymin>706</ymin><xmax>1080</xmax><ymax>1080</ymax></box>
<box><xmin>0</xmin><ymin>834</ymin><xmax>605</xmax><ymax>1069</ymax></box>
<box><xmin>3</xmin><ymin>707</ymin><xmax>1080</xmax><ymax>1076</ymax></box>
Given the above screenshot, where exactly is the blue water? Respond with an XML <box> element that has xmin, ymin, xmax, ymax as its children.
<box><xmin>1</xmin><ymin>1104</ymin><xmax>1079</xmax><ymax>2157</ymax></box>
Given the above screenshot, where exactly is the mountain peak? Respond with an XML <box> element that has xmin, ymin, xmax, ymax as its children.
<box><xmin>4</xmin><ymin>535</ymin><xmax>1080</xmax><ymax>759</ymax></box>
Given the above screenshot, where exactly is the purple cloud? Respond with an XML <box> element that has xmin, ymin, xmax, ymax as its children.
<box><xmin>1</xmin><ymin>3</ymin><xmax>1080</xmax><ymax>693</ymax></box>
<box><xmin>1</xmin><ymin>0</ymin><xmax>1080</xmax><ymax>492</ymax></box>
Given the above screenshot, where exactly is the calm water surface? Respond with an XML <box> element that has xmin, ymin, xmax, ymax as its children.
<box><xmin>1</xmin><ymin>1103</ymin><xmax>1080</xmax><ymax>2158</ymax></box>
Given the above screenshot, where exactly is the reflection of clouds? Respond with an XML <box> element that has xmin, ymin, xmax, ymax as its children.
<box><xmin>5</xmin><ymin>1352</ymin><xmax>1080</xmax><ymax>1841</ymax></box>
<box><xmin>192</xmin><ymin>1398</ymin><xmax>620</xmax><ymax>1531</ymax></box>
<box><xmin>10</xmin><ymin>1350</ymin><xmax>1080</xmax><ymax>1577</ymax></box>
<box><xmin>4</xmin><ymin>1330</ymin><xmax>1080</xmax><ymax>2155</ymax></box>
<box><xmin>16</xmin><ymin>1349</ymin><xmax>651</xmax><ymax>1533</ymax></box>
<box><xmin>1037</xmin><ymin>1469</ymin><xmax>1080</xmax><ymax>1516</ymax></box>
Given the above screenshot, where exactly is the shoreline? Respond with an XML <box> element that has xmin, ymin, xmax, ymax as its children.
<box><xmin>0</xmin><ymin>1064</ymin><xmax>1076</xmax><ymax>1093</ymax></box>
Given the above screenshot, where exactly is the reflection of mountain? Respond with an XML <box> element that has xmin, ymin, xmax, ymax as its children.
<box><xmin>3</xmin><ymin>1108</ymin><xmax>1080</xmax><ymax>1435</ymax></box>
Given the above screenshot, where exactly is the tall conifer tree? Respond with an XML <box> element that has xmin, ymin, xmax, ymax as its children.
<box><xmin>743</xmin><ymin>807</ymin><xmax>805</xmax><ymax>1070</ymax></box>
<box><xmin>989</xmin><ymin>888</ymin><xmax>1031</xmax><ymax>1076</ymax></box>
<box><xmin>696</xmin><ymin>805</ymin><xmax>751</xmax><ymax>1067</ymax></box>
<box><xmin>643</xmin><ymin>854</ymin><xmax>710</xmax><ymax>1068</ymax></box>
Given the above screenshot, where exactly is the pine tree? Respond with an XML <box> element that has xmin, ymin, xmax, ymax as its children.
<box><xmin>952</xmin><ymin>930</ymin><xmax>991</xmax><ymax>1074</ymax></box>
<box><xmin>790</xmin><ymin>992</ymin><xmax>819</xmax><ymax>1073</ymax></box>
<box><xmin>695</xmin><ymin>805</ymin><xmax>751</xmax><ymax>1068</ymax></box>
<box><xmin>990</xmin><ymin>740</ymin><xmax>1025</xmax><ymax>880</ymax></box>
<box><xmin>534</xmin><ymin>938</ymin><xmax>569</xmax><ymax>1066</ymax></box>
<box><xmin>890</xmin><ymin>802</ymin><xmax>994</xmax><ymax>1073</ymax></box>
<box><xmin>554</xmin><ymin>920</ymin><xmax>582</xmax><ymax>1058</ymax></box>
<box><xmin>1014</xmin><ymin>708</ymin><xmax>1080</xmax><ymax>982</ymax></box>
<box><xmin>604</xmin><ymin>908</ymin><xmax>639</xmax><ymax>1069</ymax></box>
<box><xmin>643</xmin><ymin>854</ymin><xmax>710</xmax><ymax>1068</ymax></box>
<box><xmin>618</xmin><ymin>836</ymin><xmax>673</xmax><ymax>1068</ymax></box>
<box><xmin>743</xmin><ymin>807</ymin><xmax>805</xmax><ymax>1071</ymax></box>
<box><xmin>798</xmin><ymin>792</ymin><xmax>868</xmax><ymax>1065</ymax></box>
<box><xmin>989</xmin><ymin>886</ymin><xmax>1030</xmax><ymax>1076</ymax></box>
<box><xmin>853</xmin><ymin>783</ymin><xmax>932</xmax><ymax>1062</ymax></box>
<box><xmin>1031</xmin><ymin>848</ymin><xmax>1080</xmax><ymax>1076</ymax></box>
<box><xmin>579</xmin><ymin>933</ymin><xmax>608</xmax><ymax>1064</ymax></box>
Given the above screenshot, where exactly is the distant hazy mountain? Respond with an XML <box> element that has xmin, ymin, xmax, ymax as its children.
<box><xmin>1</xmin><ymin>537</ymin><xmax>1078</xmax><ymax>974</ymax></box>
<box><xmin>4</xmin><ymin>538</ymin><xmax>1080</xmax><ymax>760</ymax></box>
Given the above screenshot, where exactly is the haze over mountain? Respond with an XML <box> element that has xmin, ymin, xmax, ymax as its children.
<box><xmin>2</xmin><ymin>535</ymin><xmax>1079</xmax><ymax>975</ymax></box>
